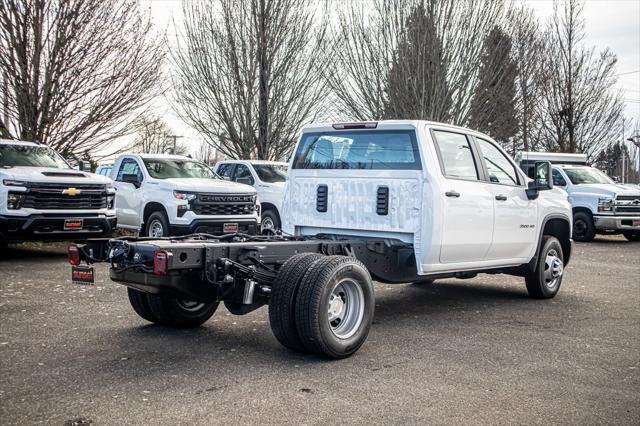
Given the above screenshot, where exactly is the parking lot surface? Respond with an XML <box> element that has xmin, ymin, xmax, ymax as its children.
<box><xmin>1</xmin><ymin>238</ymin><xmax>639</xmax><ymax>425</ymax></box>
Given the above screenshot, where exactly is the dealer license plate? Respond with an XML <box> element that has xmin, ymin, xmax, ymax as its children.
<box><xmin>71</xmin><ymin>265</ymin><xmax>95</xmax><ymax>285</ymax></box>
<box><xmin>64</xmin><ymin>219</ymin><xmax>84</xmax><ymax>230</ymax></box>
<box><xmin>223</xmin><ymin>223</ymin><xmax>239</xmax><ymax>233</ymax></box>
<box><xmin>633</xmin><ymin>220</ymin><xmax>640</xmax><ymax>227</ymax></box>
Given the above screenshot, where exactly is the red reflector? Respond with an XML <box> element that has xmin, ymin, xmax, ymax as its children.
<box><xmin>68</xmin><ymin>244</ymin><xmax>80</xmax><ymax>266</ymax></box>
<box><xmin>153</xmin><ymin>250</ymin><xmax>171</xmax><ymax>276</ymax></box>
<box><xmin>332</xmin><ymin>122</ymin><xmax>378</xmax><ymax>130</ymax></box>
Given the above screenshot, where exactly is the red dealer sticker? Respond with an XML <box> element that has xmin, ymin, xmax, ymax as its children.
<box><xmin>64</xmin><ymin>219</ymin><xmax>84</xmax><ymax>230</ymax></box>
<box><xmin>223</xmin><ymin>223</ymin><xmax>239</xmax><ymax>233</ymax></box>
<box><xmin>71</xmin><ymin>266</ymin><xmax>94</xmax><ymax>285</ymax></box>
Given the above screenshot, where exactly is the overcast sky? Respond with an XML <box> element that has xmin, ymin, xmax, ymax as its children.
<box><xmin>141</xmin><ymin>0</ymin><xmax>640</xmax><ymax>156</ymax></box>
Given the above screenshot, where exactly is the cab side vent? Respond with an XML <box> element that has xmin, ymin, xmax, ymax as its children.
<box><xmin>316</xmin><ymin>185</ymin><xmax>328</xmax><ymax>212</ymax></box>
<box><xmin>376</xmin><ymin>186</ymin><xmax>389</xmax><ymax>215</ymax></box>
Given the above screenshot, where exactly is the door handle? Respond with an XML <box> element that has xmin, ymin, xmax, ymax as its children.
<box><xmin>445</xmin><ymin>191</ymin><xmax>460</xmax><ymax>198</ymax></box>
<box><xmin>495</xmin><ymin>194</ymin><xmax>507</xmax><ymax>201</ymax></box>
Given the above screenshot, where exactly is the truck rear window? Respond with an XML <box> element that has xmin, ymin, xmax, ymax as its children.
<box><xmin>292</xmin><ymin>130</ymin><xmax>421</xmax><ymax>170</ymax></box>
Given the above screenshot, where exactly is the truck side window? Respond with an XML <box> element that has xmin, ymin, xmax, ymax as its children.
<box><xmin>433</xmin><ymin>131</ymin><xmax>479</xmax><ymax>181</ymax></box>
<box><xmin>552</xmin><ymin>169</ymin><xmax>567</xmax><ymax>186</ymax></box>
<box><xmin>476</xmin><ymin>138</ymin><xmax>519</xmax><ymax>185</ymax></box>
<box><xmin>116</xmin><ymin>159</ymin><xmax>142</xmax><ymax>182</ymax></box>
<box><xmin>217</xmin><ymin>163</ymin><xmax>235</xmax><ymax>179</ymax></box>
<box><xmin>234</xmin><ymin>164</ymin><xmax>255</xmax><ymax>185</ymax></box>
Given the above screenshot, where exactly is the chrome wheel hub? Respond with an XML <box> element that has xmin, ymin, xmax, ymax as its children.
<box><xmin>543</xmin><ymin>249</ymin><xmax>563</xmax><ymax>289</ymax></box>
<box><xmin>262</xmin><ymin>217</ymin><xmax>275</xmax><ymax>230</ymax></box>
<box><xmin>327</xmin><ymin>279</ymin><xmax>365</xmax><ymax>339</ymax></box>
<box><xmin>149</xmin><ymin>220</ymin><xmax>164</xmax><ymax>238</ymax></box>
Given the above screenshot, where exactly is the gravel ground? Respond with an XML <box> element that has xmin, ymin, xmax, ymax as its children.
<box><xmin>0</xmin><ymin>238</ymin><xmax>638</xmax><ymax>425</ymax></box>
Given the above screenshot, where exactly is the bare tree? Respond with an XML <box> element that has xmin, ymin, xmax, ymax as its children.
<box><xmin>508</xmin><ymin>5</ymin><xmax>547</xmax><ymax>152</ymax></box>
<box><xmin>384</xmin><ymin>3</ymin><xmax>450</xmax><ymax>121</ymax></box>
<box><xmin>327</xmin><ymin>0</ymin><xmax>506</xmax><ymax>124</ymax></box>
<box><xmin>131</xmin><ymin>115</ymin><xmax>187</xmax><ymax>155</ymax></box>
<box><xmin>0</xmin><ymin>0</ymin><xmax>165</xmax><ymax>159</ymax></box>
<box><xmin>171</xmin><ymin>0</ymin><xmax>329</xmax><ymax>161</ymax></box>
<box><xmin>467</xmin><ymin>26</ymin><xmax>518</xmax><ymax>152</ymax></box>
<box><xmin>538</xmin><ymin>0</ymin><xmax>624</xmax><ymax>159</ymax></box>
<box><xmin>195</xmin><ymin>141</ymin><xmax>221</xmax><ymax>166</ymax></box>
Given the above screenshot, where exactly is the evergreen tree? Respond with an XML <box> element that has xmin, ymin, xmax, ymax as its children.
<box><xmin>468</xmin><ymin>26</ymin><xmax>518</xmax><ymax>151</ymax></box>
<box><xmin>384</xmin><ymin>4</ymin><xmax>451</xmax><ymax>121</ymax></box>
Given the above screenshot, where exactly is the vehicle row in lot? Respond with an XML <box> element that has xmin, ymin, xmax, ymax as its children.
<box><xmin>70</xmin><ymin>120</ymin><xmax>574</xmax><ymax>359</ymax></box>
<box><xmin>518</xmin><ymin>152</ymin><xmax>640</xmax><ymax>242</ymax></box>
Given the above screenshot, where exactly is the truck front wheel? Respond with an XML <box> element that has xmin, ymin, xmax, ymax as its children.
<box><xmin>572</xmin><ymin>212</ymin><xmax>595</xmax><ymax>242</ymax></box>
<box><xmin>294</xmin><ymin>256</ymin><xmax>375</xmax><ymax>359</ymax></box>
<box><xmin>145</xmin><ymin>211</ymin><xmax>169</xmax><ymax>238</ymax></box>
<box><xmin>525</xmin><ymin>236</ymin><xmax>564</xmax><ymax>299</ymax></box>
<box><xmin>146</xmin><ymin>294</ymin><xmax>219</xmax><ymax>328</ymax></box>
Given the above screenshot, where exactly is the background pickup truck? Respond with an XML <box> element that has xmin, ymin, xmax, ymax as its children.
<box><xmin>1</xmin><ymin>139</ymin><xmax>116</xmax><ymax>247</ymax></box>
<box><xmin>214</xmin><ymin>160</ymin><xmax>288</xmax><ymax>231</ymax></box>
<box><xmin>109</xmin><ymin>154</ymin><xmax>260</xmax><ymax>237</ymax></box>
<box><xmin>70</xmin><ymin>120</ymin><xmax>572</xmax><ymax>359</ymax></box>
<box><xmin>519</xmin><ymin>152</ymin><xmax>640</xmax><ymax>242</ymax></box>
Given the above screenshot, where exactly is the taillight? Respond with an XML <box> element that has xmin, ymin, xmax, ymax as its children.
<box><xmin>153</xmin><ymin>250</ymin><xmax>171</xmax><ymax>275</ymax></box>
<box><xmin>68</xmin><ymin>244</ymin><xmax>80</xmax><ymax>265</ymax></box>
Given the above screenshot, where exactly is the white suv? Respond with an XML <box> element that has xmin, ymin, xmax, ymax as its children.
<box><xmin>110</xmin><ymin>154</ymin><xmax>259</xmax><ymax>237</ymax></box>
<box><xmin>215</xmin><ymin>160</ymin><xmax>287</xmax><ymax>231</ymax></box>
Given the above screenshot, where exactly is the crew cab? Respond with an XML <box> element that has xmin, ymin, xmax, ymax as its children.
<box><xmin>110</xmin><ymin>154</ymin><xmax>260</xmax><ymax>237</ymax></box>
<box><xmin>69</xmin><ymin>121</ymin><xmax>572</xmax><ymax>359</ymax></box>
<box><xmin>518</xmin><ymin>152</ymin><xmax>640</xmax><ymax>242</ymax></box>
<box><xmin>0</xmin><ymin>139</ymin><xmax>116</xmax><ymax>246</ymax></box>
<box><xmin>214</xmin><ymin>160</ymin><xmax>288</xmax><ymax>231</ymax></box>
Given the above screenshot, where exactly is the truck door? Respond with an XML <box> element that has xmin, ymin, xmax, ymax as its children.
<box><xmin>113</xmin><ymin>158</ymin><xmax>144</xmax><ymax>228</ymax></box>
<box><xmin>432</xmin><ymin>130</ymin><xmax>494</xmax><ymax>263</ymax></box>
<box><xmin>474</xmin><ymin>138</ymin><xmax>537</xmax><ymax>260</ymax></box>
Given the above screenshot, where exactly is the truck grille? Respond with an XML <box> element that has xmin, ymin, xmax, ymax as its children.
<box><xmin>614</xmin><ymin>194</ymin><xmax>640</xmax><ymax>215</ymax></box>
<box><xmin>20</xmin><ymin>183</ymin><xmax>107</xmax><ymax>210</ymax></box>
<box><xmin>191</xmin><ymin>193</ymin><xmax>256</xmax><ymax>216</ymax></box>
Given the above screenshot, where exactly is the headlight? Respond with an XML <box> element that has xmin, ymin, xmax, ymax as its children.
<box><xmin>3</xmin><ymin>179</ymin><xmax>28</xmax><ymax>187</ymax></box>
<box><xmin>105</xmin><ymin>182</ymin><xmax>114</xmax><ymax>190</ymax></box>
<box><xmin>173</xmin><ymin>191</ymin><xmax>197</xmax><ymax>201</ymax></box>
<box><xmin>107</xmin><ymin>193</ymin><xmax>115</xmax><ymax>209</ymax></box>
<box><xmin>597</xmin><ymin>197</ymin><xmax>613</xmax><ymax>212</ymax></box>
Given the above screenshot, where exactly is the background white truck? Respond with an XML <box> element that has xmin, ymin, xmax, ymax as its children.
<box><xmin>71</xmin><ymin>120</ymin><xmax>572</xmax><ymax>359</ymax></box>
<box><xmin>214</xmin><ymin>160</ymin><xmax>287</xmax><ymax>231</ymax></box>
<box><xmin>109</xmin><ymin>154</ymin><xmax>260</xmax><ymax>237</ymax></box>
<box><xmin>0</xmin><ymin>139</ymin><xmax>116</xmax><ymax>247</ymax></box>
<box><xmin>518</xmin><ymin>152</ymin><xmax>640</xmax><ymax>242</ymax></box>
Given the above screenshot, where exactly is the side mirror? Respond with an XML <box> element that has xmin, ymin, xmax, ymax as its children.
<box><xmin>236</xmin><ymin>177</ymin><xmax>254</xmax><ymax>186</ymax></box>
<box><xmin>78</xmin><ymin>161</ymin><xmax>92</xmax><ymax>172</ymax></box>
<box><xmin>122</xmin><ymin>173</ymin><xmax>142</xmax><ymax>188</ymax></box>
<box><xmin>526</xmin><ymin>161</ymin><xmax>553</xmax><ymax>200</ymax></box>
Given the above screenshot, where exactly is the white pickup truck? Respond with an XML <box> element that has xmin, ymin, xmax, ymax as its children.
<box><xmin>518</xmin><ymin>152</ymin><xmax>640</xmax><ymax>242</ymax></box>
<box><xmin>70</xmin><ymin>120</ymin><xmax>572</xmax><ymax>359</ymax></box>
<box><xmin>0</xmin><ymin>139</ymin><xmax>116</xmax><ymax>247</ymax></box>
<box><xmin>110</xmin><ymin>154</ymin><xmax>260</xmax><ymax>237</ymax></box>
<box><xmin>214</xmin><ymin>160</ymin><xmax>288</xmax><ymax>231</ymax></box>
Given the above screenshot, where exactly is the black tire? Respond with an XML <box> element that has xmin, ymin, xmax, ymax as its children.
<box><xmin>268</xmin><ymin>253</ymin><xmax>324</xmax><ymax>353</ymax></box>
<box><xmin>261</xmin><ymin>209</ymin><xmax>280</xmax><ymax>232</ymax></box>
<box><xmin>295</xmin><ymin>256</ymin><xmax>375</xmax><ymax>359</ymax></box>
<box><xmin>572</xmin><ymin>211</ymin><xmax>595</xmax><ymax>242</ymax></box>
<box><xmin>145</xmin><ymin>211</ymin><xmax>169</xmax><ymax>238</ymax></box>
<box><xmin>412</xmin><ymin>279</ymin><xmax>434</xmax><ymax>285</ymax></box>
<box><xmin>622</xmin><ymin>231</ymin><xmax>640</xmax><ymax>242</ymax></box>
<box><xmin>525</xmin><ymin>236</ymin><xmax>564</xmax><ymax>299</ymax></box>
<box><xmin>127</xmin><ymin>288</ymin><xmax>159</xmax><ymax>323</ymax></box>
<box><xmin>146</xmin><ymin>294</ymin><xmax>219</xmax><ymax>328</ymax></box>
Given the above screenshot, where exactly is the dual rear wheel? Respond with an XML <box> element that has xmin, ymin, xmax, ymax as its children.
<box><xmin>269</xmin><ymin>254</ymin><xmax>375</xmax><ymax>359</ymax></box>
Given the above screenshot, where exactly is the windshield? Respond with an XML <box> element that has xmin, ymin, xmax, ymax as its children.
<box><xmin>563</xmin><ymin>167</ymin><xmax>614</xmax><ymax>185</ymax></box>
<box><xmin>143</xmin><ymin>158</ymin><xmax>216</xmax><ymax>179</ymax></box>
<box><xmin>254</xmin><ymin>164</ymin><xmax>287</xmax><ymax>183</ymax></box>
<box><xmin>293</xmin><ymin>130</ymin><xmax>421</xmax><ymax>170</ymax></box>
<box><xmin>0</xmin><ymin>144</ymin><xmax>70</xmax><ymax>168</ymax></box>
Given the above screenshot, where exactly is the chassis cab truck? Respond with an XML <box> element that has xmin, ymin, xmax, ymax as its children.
<box><xmin>69</xmin><ymin>121</ymin><xmax>572</xmax><ymax>359</ymax></box>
